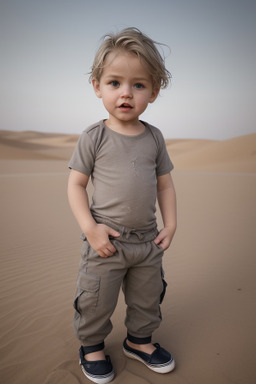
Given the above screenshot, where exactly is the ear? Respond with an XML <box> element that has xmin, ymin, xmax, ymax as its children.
<box><xmin>92</xmin><ymin>78</ymin><xmax>102</xmax><ymax>98</ymax></box>
<box><xmin>149</xmin><ymin>88</ymin><xmax>160</xmax><ymax>103</ymax></box>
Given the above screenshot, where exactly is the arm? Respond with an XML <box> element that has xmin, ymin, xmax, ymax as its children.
<box><xmin>67</xmin><ymin>169</ymin><xmax>120</xmax><ymax>257</ymax></box>
<box><xmin>154</xmin><ymin>173</ymin><xmax>177</xmax><ymax>251</ymax></box>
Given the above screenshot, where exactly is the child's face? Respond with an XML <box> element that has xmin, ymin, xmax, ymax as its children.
<box><xmin>92</xmin><ymin>51</ymin><xmax>159</xmax><ymax>127</ymax></box>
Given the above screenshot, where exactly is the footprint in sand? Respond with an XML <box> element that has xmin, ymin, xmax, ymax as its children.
<box><xmin>44</xmin><ymin>361</ymin><xmax>81</xmax><ymax>384</ymax></box>
<box><xmin>44</xmin><ymin>355</ymin><xmax>153</xmax><ymax>384</ymax></box>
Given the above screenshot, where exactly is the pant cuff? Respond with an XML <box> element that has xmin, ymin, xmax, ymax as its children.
<box><xmin>81</xmin><ymin>342</ymin><xmax>105</xmax><ymax>355</ymax></box>
<box><xmin>127</xmin><ymin>333</ymin><xmax>152</xmax><ymax>344</ymax></box>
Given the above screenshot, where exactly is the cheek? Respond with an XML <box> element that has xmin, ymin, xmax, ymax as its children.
<box><xmin>101</xmin><ymin>93</ymin><xmax>115</xmax><ymax>111</ymax></box>
<box><xmin>136</xmin><ymin>94</ymin><xmax>151</xmax><ymax>107</ymax></box>
<box><xmin>102</xmin><ymin>90</ymin><xmax>115</xmax><ymax>101</ymax></box>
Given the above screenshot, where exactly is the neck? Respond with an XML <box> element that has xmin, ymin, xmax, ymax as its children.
<box><xmin>105</xmin><ymin>119</ymin><xmax>145</xmax><ymax>136</ymax></box>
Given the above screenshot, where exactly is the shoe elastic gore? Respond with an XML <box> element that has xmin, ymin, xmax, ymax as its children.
<box><xmin>79</xmin><ymin>347</ymin><xmax>114</xmax><ymax>384</ymax></box>
<box><xmin>123</xmin><ymin>339</ymin><xmax>175</xmax><ymax>374</ymax></box>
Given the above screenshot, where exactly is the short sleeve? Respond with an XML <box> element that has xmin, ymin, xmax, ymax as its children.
<box><xmin>68</xmin><ymin>131</ymin><xmax>95</xmax><ymax>176</ymax></box>
<box><xmin>155</xmin><ymin>131</ymin><xmax>174</xmax><ymax>176</ymax></box>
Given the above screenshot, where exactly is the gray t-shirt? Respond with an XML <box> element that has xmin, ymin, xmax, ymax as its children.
<box><xmin>69</xmin><ymin>120</ymin><xmax>173</xmax><ymax>231</ymax></box>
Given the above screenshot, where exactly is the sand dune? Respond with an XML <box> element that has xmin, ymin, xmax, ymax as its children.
<box><xmin>1</xmin><ymin>130</ymin><xmax>256</xmax><ymax>172</ymax></box>
<box><xmin>0</xmin><ymin>130</ymin><xmax>78</xmax><ymax>160</ymax></box>
<box><xmin>166</xmin><ymin>133</ymin><xmax>256</xmax><ymax>172</ymax></box>
<box><xmin>0</xmin><ymin>130</ymin><xmax>255</xmax><ymax>384</ymax></box>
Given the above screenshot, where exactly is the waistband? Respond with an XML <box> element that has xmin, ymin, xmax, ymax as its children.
<box><xmin>83</xmin><ymin>216</ymin><xmax>158</xmax><ymax>244</ymax></box>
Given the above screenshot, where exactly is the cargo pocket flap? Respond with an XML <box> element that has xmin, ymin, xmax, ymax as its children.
<box><xmin>77</xmin><ymin>272</ymin><xmax>100</xmax><ymax>293</ymax></box>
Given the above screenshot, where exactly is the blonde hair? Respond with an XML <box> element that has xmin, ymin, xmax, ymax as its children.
<box><xmin>89</xmin><ymin>27</ymin><xmax>171</xmax><ymax>89</ymax></box>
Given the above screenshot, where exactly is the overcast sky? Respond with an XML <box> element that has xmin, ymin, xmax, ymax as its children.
<box><xmin>1</xmin><ymin>0</ymin><xmax>255</xmax><ymax>139</ymax></box>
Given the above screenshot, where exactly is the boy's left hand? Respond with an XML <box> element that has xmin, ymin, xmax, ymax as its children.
<box><xmin>154</xmin><ymin>227</ymin><xmax>175</xmax><ymax>251</ymax></box>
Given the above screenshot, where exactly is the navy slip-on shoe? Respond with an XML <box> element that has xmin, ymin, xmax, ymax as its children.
<box><xmin>79</xmin><ymin>346</ymin><xmax>115</xmax><ymax>384</ymax></box>
<box><xmin>123</xmin><ymin>338</ymin><xmax>175</xmax><ymax>374</ymax></box>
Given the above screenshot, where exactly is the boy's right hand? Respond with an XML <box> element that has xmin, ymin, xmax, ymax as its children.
<box><xmin>86</xmin><ymin>224</ymin><xmax>120</xmax><ymax>258</ymax></box>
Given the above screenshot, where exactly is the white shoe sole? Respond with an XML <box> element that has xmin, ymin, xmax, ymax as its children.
<box><xmin>81</xmin><ymin>363</ymin><xmax>115</xmax><ymax>384</ymax></box>
<box><xmin>123</xmin><ymin>347</ymin><xmax>175</xmax><ymax>374</ymax></box>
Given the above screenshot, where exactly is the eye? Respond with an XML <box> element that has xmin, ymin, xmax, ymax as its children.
<box><xmin>110</xmin><ymin>80</ymin><xmax>120</xmax><ymax>87</ymax></box>
<box><xmin>134</xmin><ymin>83</ymin><xmax>144</xmax><ymax>89</ymax></box>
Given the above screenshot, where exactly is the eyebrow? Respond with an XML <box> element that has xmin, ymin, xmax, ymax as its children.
<box><xmin>105</xmin><ymin>74</ymin><xmax>150</xmax><ymax>82</ymax></box>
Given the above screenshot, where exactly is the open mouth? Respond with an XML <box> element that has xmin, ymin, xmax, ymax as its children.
<box><xmin>119</xmin><ymin>103</ymin><xmax>132</xmax><ymax>109</ymax></box>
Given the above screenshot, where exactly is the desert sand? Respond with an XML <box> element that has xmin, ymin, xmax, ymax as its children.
<box><xmin>0</xmin><ymin>129</ymin><xmax>255</xmax><ymax>384</ymax></box>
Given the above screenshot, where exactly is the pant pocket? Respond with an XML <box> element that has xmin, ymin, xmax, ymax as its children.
<box><xmin>81</xmin><ymin>236</ymin><xmax>90</xmax><ymax>258</ymax></box>
<box><xmin>74</xmin><ymin>272</ymin><xmax>100</xmax><ymax>315</ymax></box>
<box><xmin>160</xmin><ymin>267</ymin><xmax>167</xmax><ymax>304</ymax></box>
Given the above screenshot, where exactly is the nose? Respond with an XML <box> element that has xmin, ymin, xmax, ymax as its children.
<box><xmin>121</xmin><ymin>84</ymin><xmax>133</xmax><ymax>98</ymax></box>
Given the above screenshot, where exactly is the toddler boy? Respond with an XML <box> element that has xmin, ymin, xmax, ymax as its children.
<box><xmin>68</xmin><ymin>27</ymin><xmax>177</xmax><ymax>383</ymax></box>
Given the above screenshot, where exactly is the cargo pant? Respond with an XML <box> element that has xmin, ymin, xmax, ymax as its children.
<box><xmin>73</xmin><ymin>219</ymin><xmax>167</xmax><ymax>347</ymax></box>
